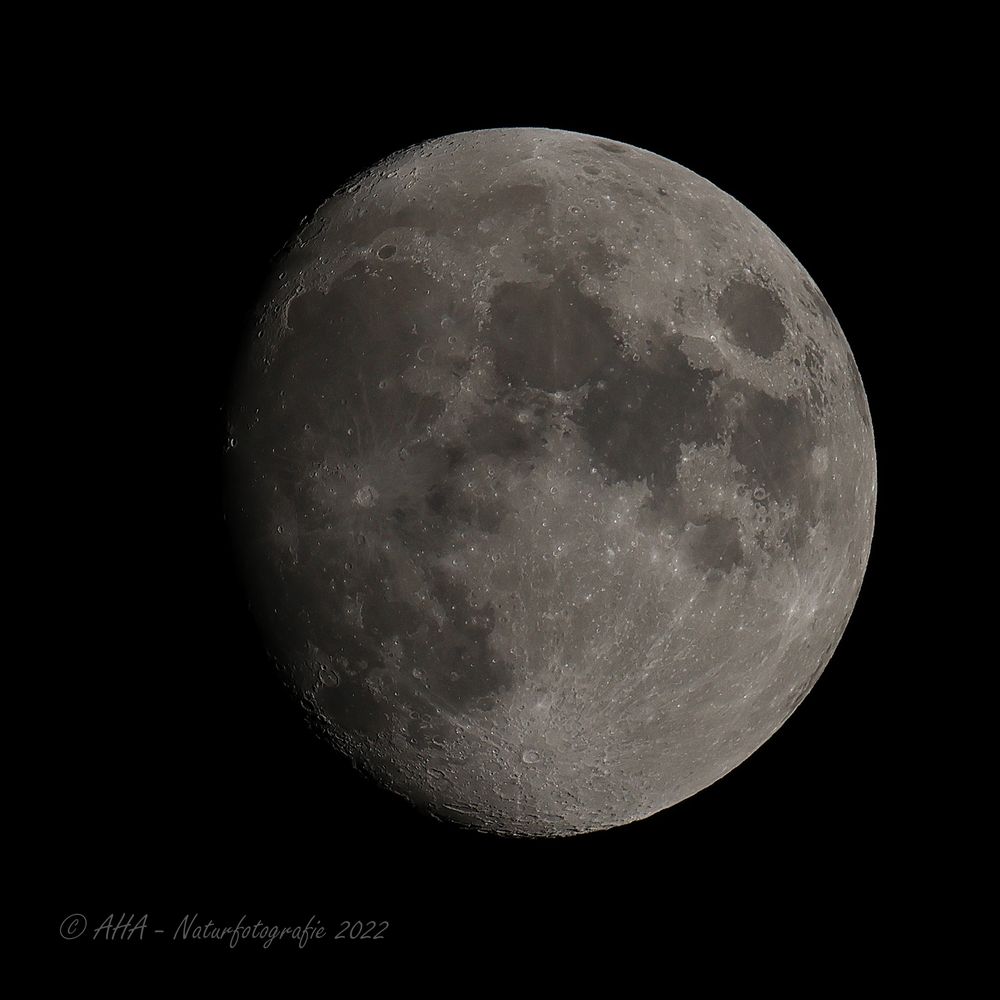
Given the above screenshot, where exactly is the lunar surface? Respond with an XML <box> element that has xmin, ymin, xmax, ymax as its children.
<box><xmin>226</xmin><ymin>128</ymin><xmax>876</xmax><ymax>837</ymax></box>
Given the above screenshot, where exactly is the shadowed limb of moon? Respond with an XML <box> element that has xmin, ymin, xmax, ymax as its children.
<box><xmin>226</xmin><ymin>128</ymin><xmax>876</xmax><ymax>837</ymax></box>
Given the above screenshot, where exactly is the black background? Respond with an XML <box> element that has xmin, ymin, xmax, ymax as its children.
<box><xmin>39</xmin><ymin>37</ymin><xmax>943</xmax><ymax>967</ymax></box>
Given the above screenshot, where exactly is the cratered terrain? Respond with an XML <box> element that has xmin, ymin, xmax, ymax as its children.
<box><xmin>226</xmin><ymin>128</ymin><xmax>876</xmax><ymax>837</ymax></box>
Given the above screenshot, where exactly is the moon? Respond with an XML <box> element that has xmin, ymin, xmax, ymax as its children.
<box><xmin>226</xmin><ymin>128</ymin><xmax>876</xmax><ymax>837</ymax></box>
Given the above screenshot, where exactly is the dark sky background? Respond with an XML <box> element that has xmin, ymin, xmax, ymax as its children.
<box><xmin>39</xmin><ymin>42</ymin><xmax>944</xmax><ymax>966</ymax></box>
